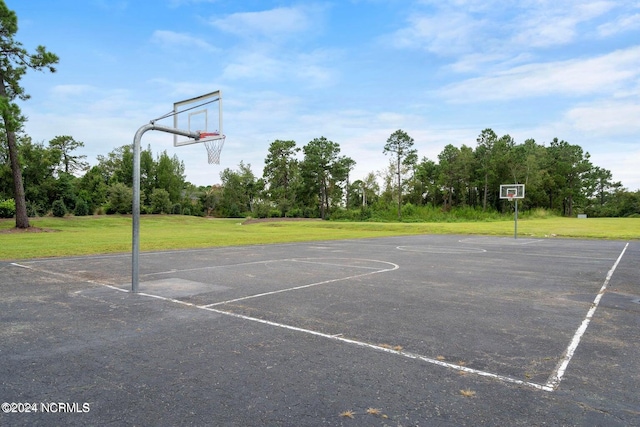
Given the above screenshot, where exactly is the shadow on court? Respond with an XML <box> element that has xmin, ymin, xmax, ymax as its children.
<box><xmin>1</xmin><ymin>235</ymin><xmax>639</xmax><ymax>426</ymax></box>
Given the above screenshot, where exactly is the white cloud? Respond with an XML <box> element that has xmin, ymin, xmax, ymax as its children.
<box><xmin>388</xmin><ymin>0</ymin><xmax>619</xmax><ymax>60</ymax></box>
<box><xmin>598</xmin><ymin>13</ymin><xmax>640</xmax><ymax>36</ymax></box>
<box><xmin>511</xmin><ymin>1</ymin><xmax>615</xmax><ymax>47</ymax></box>
<box><xmin>389</xmin><ymin>11</ymin><xmax>483</xmax><ymax>55</ymax></box>
<box><xmin>147</xmin><ymin>78</ymin><xmax>221</xmax><ymax>101</ymax></box>
<box><xmin>151</xmin><ymin>30</ymin><xmax>218</xmax><ymax>52</ymax></box>
<box><xmin>594</xmin><ymin>149</ymin><xmax>640</xmax><ymax>190</ymax></box>
<box><xmin>564</xmin><ymin>101</ymin><xmax>640</xmax><ymax>135</ymax></box>
<box><xmin>439</xmin><ymin>46</ymin><xmax>640</xmax><ymax>102</ymax></box>
<box><xmin>221</xmin><ymin>48</ymin><xmax>339</xmax><ymax>88</ymax></box>
<box><xmin>211</xmin><ymin>6</ymin><xmax>317</xmax><ymax>39</ymax></box>
<box><xmin>50</xmin><ymin>84</ymin><xmax>96</xmax><ymax>98</ymax></box>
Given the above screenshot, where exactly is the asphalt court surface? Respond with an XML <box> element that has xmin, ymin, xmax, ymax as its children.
<box><xmin>1</xmin><ymin>235</ymin><xmax>639</xmax><ymax>426</ymax></box>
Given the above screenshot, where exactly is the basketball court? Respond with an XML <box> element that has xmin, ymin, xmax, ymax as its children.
<box><xmin>1</xmin><ymin>235</ymin><xmax>638</xmax><ymax>426</ymax></box>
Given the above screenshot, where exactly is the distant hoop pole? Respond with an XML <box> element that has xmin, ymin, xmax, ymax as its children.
<box><xmin>514</xmin><ymin>198</ymin><xmax>518</xmax><ymax>239</ymax></box>
<box><xmin>132</xmin><ymin>123</ymin><xmax>199</xmax><ymax>293</ymax></box>
<box><xmin>500</xmin><ymin>184</ymin><xmax>525</xmax><ymax>240</ymax></box>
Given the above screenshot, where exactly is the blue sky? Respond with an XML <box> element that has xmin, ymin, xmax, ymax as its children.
<box><xmin>11</xmin><ymin>0</ymin><xmax>640</xmax><ymax>190</ymax></box>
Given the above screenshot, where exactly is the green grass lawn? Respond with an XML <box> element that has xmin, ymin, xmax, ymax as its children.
<box><xmin>1</xmin><ymin>215</ymin><xmax>638</xmax><ymax>261</ymax></box>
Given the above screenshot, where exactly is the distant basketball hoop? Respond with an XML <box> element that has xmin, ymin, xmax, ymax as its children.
<box><xmin>500</xmin><ymin>184</ymin><xmax>525</xmax><ymax>239</ymax></box>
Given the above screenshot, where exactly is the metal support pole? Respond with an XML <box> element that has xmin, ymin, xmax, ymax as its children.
<box><xmin>132</xmin><ymin>123</ymin><xmax>199</xmax><ymax>293</ymax></box>
<box><xmin>514</xmin><ymin>199</ymin><xmax>518</xmax><ymax>239</ymax></box>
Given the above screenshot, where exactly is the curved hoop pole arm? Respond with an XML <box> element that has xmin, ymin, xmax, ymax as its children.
<box><xmin>131</xmin><ymin>123</ymin><xmax>199</xmax><ymax>293</ymax></box>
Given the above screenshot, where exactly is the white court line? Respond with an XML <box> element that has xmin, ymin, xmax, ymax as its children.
<box><xmin>11</xmin><ymin>262</ymin><xmax>128</xmax><ymax>293</ymax></box>
<box><xmin>544</xmin><ymin>242</ymin><xmax>629</xmax><ymax>390</ymax></box>
<box><xmin>15</xmin><ymin>242</ymin><xmax>629</xmax><ymax>392</ymax></box>
<box><xmin>124</xmin><ymin>288</ymin><xmax>552</xmax><ymax>391</ymax></box>
<box><xmin>396</xmin><ymin>246</ymin><xmax>487</xmax><ymax>254</ymax></box>
<box><xmin>147</xmin><ymin>258</ymin><xmax>296</xmax><ymax>276</ymax></box>
<box><xmin>488</xmin><ymin>251</ymin><xmax>618</xmax><ymax>262</ymax></box>
<box><xmin>10</xmin><ymin>262</ymin><xmax>30</xmax><ymax>269</ymax></box>
<box><xmin>458</xmin><ymin>237</ymin><xmax>542</xmax><ymax>245</ymax></box>
<box><xmin>290</xmin><ymin>258</ymin><xmax>385</xmax><ymax>270</ymax></box>
<box><xmin>202</xmin><ymin>259</ymin><xmax>398</xmax><ymax>308</ymax></box>
<box><xmin>148</xmin><ymin>257</ymin><xmax>386</xmax><ymax>277</ymax></box>
<box><xmin>198</xmin><ymin>304</ymin><xmax>554</xmax><ymax>392</ymax></box>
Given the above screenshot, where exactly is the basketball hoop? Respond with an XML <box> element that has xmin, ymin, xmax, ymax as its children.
<box><xmin>507</xmin><ymin>195</ymin><xmax>514</xmax><ymax>202</ymax></box>
<box><xmin>199</xmin><ymin>132</ymin><xmax>225</xmax><ymax>164</ymax></box>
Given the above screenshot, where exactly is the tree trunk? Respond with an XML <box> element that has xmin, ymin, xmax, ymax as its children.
<box><xmin>6</xmin><ymin>129</ymin><xmax>30</xmax><ymax>228</ymax></box>
<box><xmin>320</xmin><ymin>177</ymin><xmax>326</xmax><ymax>220</ymax></box>
<box><xmin>482</xmin><ymin>173</ymin><xmax>488</xmax><ymax>211</ymax></box>
<box><xmin>0</xmin><ymin>79</ymin><xmax>29</xmax><ymax>228</ymax></box>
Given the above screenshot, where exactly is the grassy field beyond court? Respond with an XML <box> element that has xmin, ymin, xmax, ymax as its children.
<box><xmin>1</xmin><ymin>215</ymin><xmax>638</xmax><ymax>260</ymax></box>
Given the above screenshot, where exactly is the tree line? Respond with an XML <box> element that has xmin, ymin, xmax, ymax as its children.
<box><xmin>3</xmin><ymin>128</ymin><xmax>639</xmax><ymax>222</ymax></box>
<box><xmin>1</xmin><ymin>0</ymin><xmax>638</xmax><ymax>226</ymax></box>
<box><xmin>216</xmin><ymin>130</ymin><xmax>639</xmax><ymax>220</ymax></box>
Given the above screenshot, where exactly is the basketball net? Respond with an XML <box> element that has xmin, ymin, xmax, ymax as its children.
<box><xmin>199</xmin><ymin>132</ymin><xmax>225</xmax><ymax>164</ymax></box>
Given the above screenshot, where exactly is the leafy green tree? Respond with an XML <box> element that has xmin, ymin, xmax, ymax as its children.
<box><xmin>457</xmin><ymin>145</ymin><xmax>477</xmax><ymax>206</ymax></box>
<box><xmin>107</xmin><ymin>182</ymin><xmax>133</xmax><ymax>214</ymax></box>
<box><xmin>341</xmin><ymin>157</ymin><xmax>356</xmax><ymax>209</ymax></box>
<box><xmin>140</xmin><ymin>145</ymin><xmax>155</xmax><ymax>207</ymax></box>
<box><xmin>53</xmin><ymin>172</ymin><xmax>78</xmax><ymax>212</ymax></box>
<box><xmin>438</xmin><ymin>144</ymin><xmax>461</xmax><ymax>209</ymax></box>
<box><xmin>383</xmin><ymin>129</ymin><xmax>416</xmax><ymax>219</ymax></box>
<box><xmin>379</xmin><ymin>160</ymin><xmax>397</xmax><ymax>209</ymax></box>
<box><xmin>155</xmin><ymin>150</ymin><xmax>185</xmax><ymax>203</ymax></box>
<box><xmin>0</xmin><ymin>140</ymin><xmax>12</xmax><ymax>198</ymax></box>
<box><xmin>614</xmin><ymin>190</ymin><xmax>640</xmax><ymax>217</ymax></box>
<box><xmin>263</xmin><ymin>139</ymin><xmax>300</xmax><ymax>216</ymax></box>
<box><xmin>300</xmin><ymin>137</ymin><xmax>348</xmax><ymax>219</ymax></box>
<box><xmin>201</xmin><ymin>185</ymin><xmax>221</xmax><ymax>217</ymax></box>
<box><xmin>509</xmin><ymin>139</ymin><xmax>548</xmax><ymax>209</ymax></box>
<box><xmin>150</xmin><ymin>188</ymin><xmax>172</xmax><ymax>214</ymax></box>
<box><xmin>48</xmin><ymin>135</ymin><xmax>88</xmax><ymax>175</ymax></box>
<box><xmin>546</xmin><ymin>138</ymin><xmax>592</xmax><ymax>216</ymax></box>
<box><xmin>240</xmin><ymin>162</ymin><xmax>263</xmax><ymax>213</ymax></box>
<box><xmin>475</xmin><ymin>128</ymin><xmax>498</xmax><ymax>211</ymax></box>
<box><xmin>403</xmin><ymin>150</ymin><xmax>424</xmax><ymax>205</ymax></box>
<box><xmin>180</xmin><ymin>182</ymin><xmax>202</xmax><ymax>216</ymax></box>
<box><xmin>347</xmin><ymin>180</ymin><xmax>364</xmax><ymax>209</ymax></box>
<box><xmin>19</xmin><ymin>136</ymin><xmax>59</xmax><ymax>214</ymax></box>
<box><xmin>0</xmin><ymin>1</ymin><xmax>59</xmax><ymax>227</ymax></box>
<box><xmin>73</xmin><ymin>198</ymin><xmax>89</xmax><ymax>216</ymax></box>
<box><xmin>96</xmin><ymin>145</ymin><xmax>133</xmax><ymax>187</ymax></box>
<box><xmin>51</xmin><ymin>199</ymin><xmax>67</xmax><ymax>217</ymax></box>
<box><xmin>582</xmin><ymin>166</ymin><xmax>621</xmax><ymax>214</ymax></box>
<box><xmin>219</xmin><ymin>162</ymin><xmax>258</xmax><ymax>217</ymax></box>
<box><xmin>327</xmin><ymin>156</ymin><xmax>355</xmax><ymax>212</ymax></box>
<box><xmin>76</xmin><ymin>165</ymin><xmax>108</xmax><ymax>214</ymax></box>
<box><xmin>348</xmin><ymin>172</ymin><xmax>379</xmax><ymax>209</ymax></box>
<box><xmin>363</xmin><ymin>172</ymin><xmax>380</xmax><ymax>207</ymax></box>
<box><xmin>0</xmin><ymin>197</ymin><xmax>14</xmax><ymax>217</ymax></box>
<box><xmin>415</xmin><ymin>157</ymin><xmax>440</xmax><ymax>206</ymax></box>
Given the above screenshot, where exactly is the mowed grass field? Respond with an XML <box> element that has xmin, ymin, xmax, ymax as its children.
<box><xmin>1</xmin><ymin>215</ymin><xmax>639</xmax><ymax>260</ymax></box>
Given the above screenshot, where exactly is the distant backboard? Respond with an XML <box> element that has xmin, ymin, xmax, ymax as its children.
<box><xmin>173</xmin><ymin>90</ymin><xmax>223</xmax><ymax>147</ymax></box>
<box><xmin>500</xmin><ymin>184</ymin><xmax>525</xmax><ymax>199</ymax></box>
